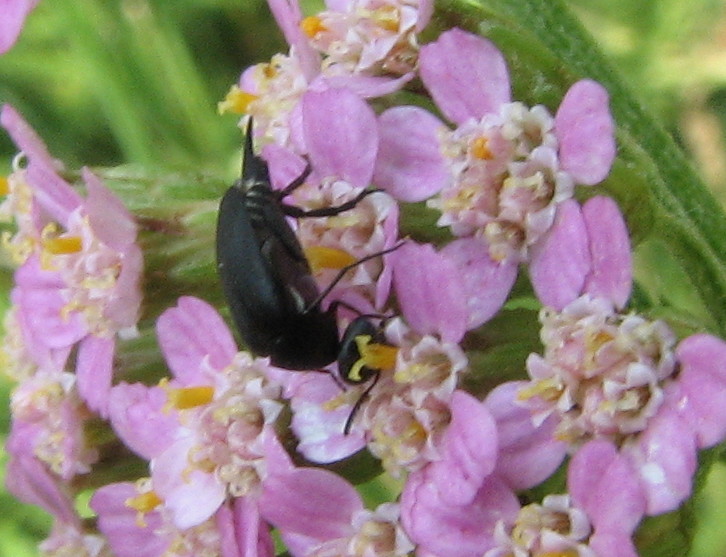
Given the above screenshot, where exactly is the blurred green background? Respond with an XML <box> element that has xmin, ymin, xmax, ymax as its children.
<box><xmin>2</xmin><ymin>0</ymin><xmax>726</xmax><ymax>555</ymax></box>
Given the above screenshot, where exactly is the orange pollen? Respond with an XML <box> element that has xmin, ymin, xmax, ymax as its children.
<box><xmin>470</xmin><ymin>136</ymin><xmax>493</xmax><ymax>159</ymax></box>
<box><xmin>166</xmin><ymin>385</ymin><xmax>215</xmax><ymax>410</ymax></box>
<box><xmin>301</xmin><ymin>16</ymin><xmax>327</xmax><ymax>38</ymax></box>
<box><xmin>125</xmin><ymin>490</ymin><xmax>163</xmax><ymax>514</ymax></box>
<box><xmin>0</xmin><ymin>176</ymin><xmax>9</xmax><ymax>196</ymax></box>
<box><xmin>304</xmin><ymin>245</ymin><xmax>357</xmax><ymax>272</ymax></box>
<box><xmin>218</xmin><ymin>85</ymin><xmax>258</xmax><ymax>115</ymax></box>
<box><xmin>43</xmin><ymin>235</ymin><xmax>83</xmax><ymax>255</ymax></box>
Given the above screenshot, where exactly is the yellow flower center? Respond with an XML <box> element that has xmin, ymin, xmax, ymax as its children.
<box><xmin>218</xmin><ymin>85</ymin><xmax>259</xmax><ymax>115</ymax></box>
<box><xmin>301</xmin><ymin>15</ymin><xmax>327</xmax><ymax>38</ymax></box>
<box><xmin>470</xmin><ymin>136</ymin><xmax>493</xmax><ymax>159</ymax></box>
<box><xmin>304</xmin><ymin>245</ymin><xmax>357</xmax><ymax>272</ymax></box>
<box><xmin>162</xmin><ymin>379</ymin><xmax>215</xmax><ymax>411</ymax></box>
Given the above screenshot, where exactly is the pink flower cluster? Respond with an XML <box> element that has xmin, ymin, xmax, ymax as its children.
<box><xmin>4</xmin><ymin>1</ymin><xmax>726</xmax><ymax>556</ymax></box>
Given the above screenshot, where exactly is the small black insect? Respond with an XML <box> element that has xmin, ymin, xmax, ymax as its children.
<box><xmin>216</xmin><ymin>119</ymin><xmax>392</xmax><ymax>373</ymax></box>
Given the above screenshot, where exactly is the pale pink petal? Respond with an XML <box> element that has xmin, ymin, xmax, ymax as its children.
<box><xmin>266</xmin><ymin>0</ymin><xmax>319</xmax><ymax>80</ymax></box>
<box><xmin>25</xmin><ymin>160</ymin><xmax>81</xmax><ymax>225</ymax></box>
<box><xmin>107</xmin><ymin>243</ymin><xmax>143</xmax><ymax>330</ymax></box>
<box><xmin>529</xmin><ymin>200</ymin><xmax>590</xmax><ymax>310</ymax></box>
<box><xmin>568</xmin><ymin>440</ymin><xmax>645</xmax><ymax>534</ymax></box>
<box><xmin>391</xmin><ymin>242</ymin><xmax>468</xmax><ymax>343</ymax></box>
<box><xmin>0</xmin><ymin>0</ymin><xmax>40</xmax><ymax>53</ymax></box>
<box><xmin>416</xmin><ymin>0</ymin><xmax>434</xmax><ymax>31</ymax></box>
<box><xmin>83</xmin><ymin>167</ymin><xmax>137</xmax><ymax>250</ymax></box>
<box><xmin>156</xmin><ymin>296</ymin><xmax>238</xmax><ymax>382</ymax></box>
<box><xmin>316</xmin><ymin>72</ymin><xmax>414</xmax><ymax>98</ymax></box>
<box><xmin>419</xmin><ymin>28</ymin><xmax>510</xmax><ymax>125</ymax></box>
<box><xmin>302</xmin><ymin>88</ymin><xmax>378</xmax><ymax>187</ymax></box>
<box><xmin>91</xmin><ymin>482</ymin><xmax>170</xmax><ymax>557</ymax></box>
<box><xmin>373</xmin><ymin>106</ymin><xmax>448</xmax><ymax>201</ymax></box>
<box><xmin>401</xmin><ymin>470</ymin><xmax>519</xmax><ymax>557</ymax></box>
<box><xmin>261</xmin><ymin>143</ymin><xmax>308</xmax><ymax>192</ymax></box>
<box><xmin>260</xmin><ymin>467</ymin><xmax>362</xmax><ymax>541</ymax></box>
<box><xmin>589</xmin><ymin>531</ymin><xmax>639</xmax><ymax>557</ymax></box>
<box><xmin>1</xmin><ymin>103</ymin><xmax>54</xmax><ymax>165</ymax></box>
<box><xmin>623</xmin><ymin>406</ymin><xmax>697</xmax><ymax>516</ymax></box>
<box><xmin>428</xmin><ymin>390</ymin><xmax>498</xmax><ymax>506</ymax></box>
<box><xmin>441</xmin><ymin>238</ymin><xmax>518</xmax><ymax>328</ymax></box>
<box><xmin>675</xmin><ymin>333</ymin><xmax>726</xmax><ymax>448</ymax></box>
<box><xmin>152</xmin><ymin>436</ymin><xmax>227</xmax><ymax>528</ymax></box>
<box><xmin>75</xmin><ymin>335</ymin><xmax>115</xmax><ymax>418</ymax></box>
<box><xmin>222</xmin><ymin>498</ymin><xmax>275</xmax><ymax>557</ymax></box>
<box><xmin>485</xmin><ymin>381</ymin><xmax>567</xmax><ymax>489</ymax></box>
<box><xmin>581</xmin><ymin>196</ymin><xmax>632</xmax><ymax>308</ymax></box>
<box><xmin>555</xmin><ymin>79</ymin><xmax>616</xmax><ymax>185</ymax></box>
<box><xmin>107</xmin><ymin>382</ymin><xmax>178</xmax><ymax>460</ymax></box>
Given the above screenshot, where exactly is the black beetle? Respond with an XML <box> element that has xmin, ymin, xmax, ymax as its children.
<box><xmin>216</xmin><ymin>119</ymin><xmax>393</xmax><ymax>372</ymax></box>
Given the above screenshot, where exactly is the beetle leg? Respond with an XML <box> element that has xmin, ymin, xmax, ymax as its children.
<box><xmin>280</xmin><ymin>188</ymin><xmax>381</xmax><ymax>218</ymax></box>
<box><xmin>275</xmin><ymin>162</ymin><xmax>313</xmax><ymax>200</ymax></box>
<box><xmin>343</xmin><ymin>371</ymin><xmax>380</xmax><ymax>435</ymax></box>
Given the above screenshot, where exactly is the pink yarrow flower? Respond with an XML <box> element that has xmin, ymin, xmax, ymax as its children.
<box><xmin>373</xmin><ymin>28</ymin><xmax>616</xmax><ymax>325</ymax></box>
<box><xmin>494</xmin><ymin>196</ymin><xmax>726</xmax><ymax>516</ymax></box>
<box><xmin>1</xmin><ymin>104</ymin><xmax>144</xmax><ymax>417</ymax></box>
<box><xmin>91</xmin><ymin>480</ymin><xmax>273</xmax><ymax>557</ymax></box>
<box><xmin>108</xmin><ymin>296</ymin><xmax>286</xmax><ymax>529</ymax></box>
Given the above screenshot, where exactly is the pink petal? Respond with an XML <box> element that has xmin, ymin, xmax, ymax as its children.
<box><xmin>302</xmin><ymin>88</ymin><xmax>378</xmax><ymax>188</ymax></box>
<box><xmin>107</xmin><ymin>382</ymin><xmax>179</xmax><ymax>460</ymax></box>
<box><xmin>675</xmin><ymin>333</ymin><xmax>726</xmax><ymax>448</ymax></box>
<box><xmin>485</xmin><ymin>382</ymin><xmax>567</xmax><ymax>489</ymax></box>
<box><xmin>266</xmin><ymin>0</ymin><xmax>319</xmax><ymax>81</ymax></box>
<box><xmin>6</xmin><ymin>455</ymin><xmax>78</xmax><ymax>524</ymax></box>
<box><xmin>419</xmin><ymin>28</ymin><xmax>510</xmax><ymax>125</ymax></box>
<box><xmin>316</xmin><ymin>72</ymin><xmax>414</xmax><ymax>98</ymax></box>
<box><xmin>581</xmin><ymin>196</ymin><xmax>632</xmax><ymax>308</ymax></box>
<box><xmin>221</xmin><ymin>498</ymin><xmax>275</xmax><ymax>557</ymax></box>
<box><xmin>624</xmin><ymin>406</ymin><xmax>697</xmax><ymax>516</ymax></box>
<box><xmin>1</xmin><ymin>103</ymin><xmax>54</xmax><ymax>165</ymax></box>
<box><xmin>568</xmin><ymin>440</ymin><xmax>646</xmax><ymax>534</ymax></box>
<box><xmin>555</xmin><ymin>79</ymin><xmax>616</xmax><ymax>185</ymax></box>
<box><xmin>441</xmin><ymin>238</ymin><xmax>518</xmax><ymax>328</ymax></box>
<box><xmin>0</xmin><ymin>0</ymin><xmax>40</xmax><ymax>53</ymax></box>
<box><xmin>390</xmin><ymin>242</ymin><xmax>468</xmax><ymax>343</ymax></box>
<box><xmin>25</xmin><ymin>160</ymin><xmax>81</xmax><ymax>226</ymax></box>
<box><xmin>401</xmin><ymin>470</ymin><xmax>519</xmax><ymax>557</ymax></box>
<box><xmin>156</xmin><ymin>296</ymin><xmax>238</xmax><ymax>383</ymax></box>
<box><xmin>529</xmin><ymin>200</ymin><xmax>590</xmax><ymax>309</ymax></box>
<box><xmin>107</xmin><ymin>243</ymin><xmax>143</xmax><ymax>330</ymax></box>
<box><xmin>261</xmin><ymin>143</ymin><xmax>308</xmax><ymax>192</ymax></box>
<box><xmin>83</xmin><ymin>167</ymin><xmax>137</xmax><ymax>250</ymax></box>
<box><xmin>75</xmin><ymin>335</ymin><xmax>115</xmax><ymax>418</ymax></box>
<box><xmin>416</xmin><ymin>0</ymin><xmax>434</xmax><ymax>31</ymax></box>
<box><xmin>589</xmin><ymin>531</ymin><xmax>639</xmax><ymax>557</ymax></box>
<box><xmin>428</xmin><ymin>390</ymin><xmax>498</xmax><ymax>506</ymax></box>
<box><xmin>152</xmin><ymin>436</ymin><xmax>227</xmax><ymax>528</ymax></box>
<box><xmin>373</xmin><ymin>106</ymin><xmax>448</xmax><ymax>201</ymax></box>
<box><xmin>260</xmin><ymin>467</ymin><xmax>362</xmax><ymax>541</ymax></box>
<box><xmin>91</xmin><ymin>482</ymin><xmax>170</xmax><ymax>557</ymax></box>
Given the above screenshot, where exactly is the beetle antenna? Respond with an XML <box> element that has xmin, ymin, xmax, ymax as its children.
<box><xmin>241</xmin><ymin>117</ymin><xmax>270</xmax><ymax>184</ymax></box>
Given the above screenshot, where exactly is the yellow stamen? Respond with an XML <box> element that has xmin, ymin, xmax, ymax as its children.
<box><xmin>0</xmin><ymin>176</ymin><xmax>9</xmax><ymax>196</ymax></box>
<box><xmin>304</xmin><ymin>245</ymin><xmax>357</xmax><ymax>272</ymax></box>
<box><xmin>517</xmin><ymin>378</ymin><xmax>562</xmax><ymax>402</ymax></box>
<box><xmin>538</xmin><ymin>552</ymin><xmax>579</xmax><ymax>557</ymax></box>
<box><xmin>470</xmin><ymin>136</ymin><xmax>493</xmax><ymax>159</ymax></box>
<box><xmin>43</xmin><ymin>236</ymin><xmax>83</xmax><ymax>255</ymax></box>
<box><xmin>371</xmin><ymin>6</ymin><xmax>400</xmax><ymax>32</ymax></box>
<box><xmin>125</xmin><ymin>489</ymin><xmax>163</xmax><ymax>528</ymax></box>
<box><xmin>164</xmin><ymin>382</ymin><xmax>215</xmax><ymax>410</ymax></box>
<box><xmin>301</xmin><ymin>15</ymin><xmax>327</xmax><ymax>38</ymax></box>
<box><xmin>218</xmin><ymin>85</ymin><xmax>258</xmax><ymax>115</ymax></box>
<box><xmin>355</xmin><ymin>335</ymin><xmax>397</xmax><ymax>369</ymax></box>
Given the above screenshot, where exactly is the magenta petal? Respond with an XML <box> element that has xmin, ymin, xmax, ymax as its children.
<box><xmin>91</xmin><ymin>483</ymin><xmax>170</xmax><ymax>557</ymax></box>
<box><xmin>302</xmin><ymin>88</ymin><xmax>378</xmax><ymax>187</ymax></box>
<box><xmin>419</xmin><ymin>28</ymin><xmax>510</xmax><ymax>125</ymax></box>
<box><xmin>373</xmin><ymin>106</ymin><xmax>448</xmax><ymax>202</ymax></box>
<box><xmin>485</xmin><ymin>382</ymin><xmax>567</xmax><ymax>489</ymax></box>
<box><xmin>428</xmin><ymin>391</ymin><xmax>498</xmax><ymax>506</ymax></box>
<box><xmin>568</xmin><ymin>440</ymin><xmax>645</xmax><ymax>535</ymax></box>
<box><xmin>391</xmin><ymin>242</ymin><xmax>468</xmax><ymax>343</ymax></box>
<box><xmin>581</xmin><ymin>196</ymin><xmax>632</xmax><ymax>308</ymax></box>
<box><xmin>83</xmin><ymin>168</ymin><xmax>137</xmax><ymax>250</ymax></box>
<box><xmin>75</xmin><ymin>335</ymin><xmax>115</xmax><ymax>418</ymax></box>
<box><xmin>529</xmin><ymin>200</ymin><xmax>590</xmax><ymax>309</ymax></box>
<box><xmin>401</xmin><ymin>469</ymin><xmax>519</xmax><ymax>557</ymax></box>
<box><xmin>108</xmin><ymin>382</ymin><xmax>178</xmax><ymax>460</ymax></box>
<box><xmin>260</xmin><ymin>467</ymin><xmax>362</xmax><ymax>540</ymax></box>
<box><xmin>555</xmin><ymin>79</ymin><xmax>616</xmax><ymax>185</ymax></box>
<box><xmin>441</xmin><ymin>238</ymin><xmax>518</xmax><ymax>328</ymax></box>
<box><xmin>0</xmin><ymin>0</ymin><xmax>40</xmax><ymax>53</ymax></box>
<box><xmin>156</xmin><ymin>296</ymin><xmax>238</xmax><ymax>382</ymax></box>
<box><xmin>624</xmin><ymin>406</ymin><xmax>697</xmax><ymax>516</ymax></box>
<box><xmin>676</xmin><ymin>333</ymin><xmax>726</xmax><ymax>448</ymax></box>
